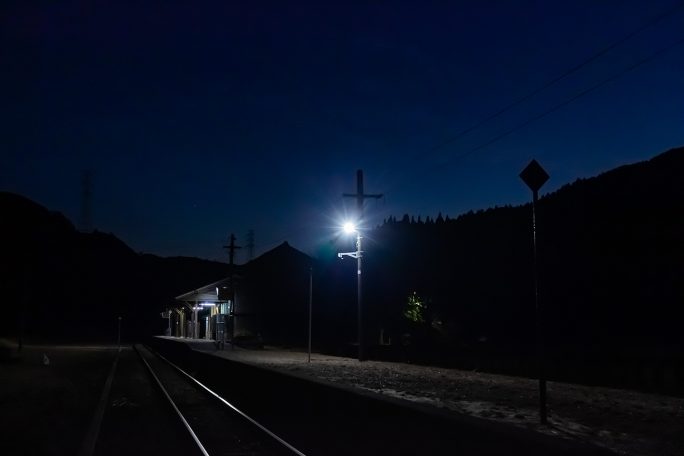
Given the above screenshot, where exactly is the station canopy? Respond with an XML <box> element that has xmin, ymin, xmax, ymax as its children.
<box><xmin>175</xmin><ymin>276</ymin><xmax>237</xmax><ymax>307</ymax></box>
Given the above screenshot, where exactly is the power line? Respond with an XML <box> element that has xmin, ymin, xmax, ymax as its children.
<box><xmin>420</xmin><ymin>2</ymin><xmax>684</xmax><ymax>158</ymax></box>
<box><xmin>439</xmin><ymin>35</ymin><xmax>684</xmax><ymax>166</ymax></box>
<box><xmin>223</xmin><ymin>6</ymin><xmax>684</xmax><ymax>259</ymax></box>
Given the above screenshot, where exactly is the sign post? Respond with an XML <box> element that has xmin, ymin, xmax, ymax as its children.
<box><xmin>520</xmin><ymin>159</ymin><xmax>550</xmax><ymax>425</ymax></box>
<box><xmin>308</xmin><ymin>267</ymin><xmax>313</xmax><ymax>363</ymax></box>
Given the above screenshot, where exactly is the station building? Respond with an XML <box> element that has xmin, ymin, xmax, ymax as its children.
<box><xmin>172</xmin><ymin>242</ymin><xmax>313</xmax><ymax>346</ymax></box>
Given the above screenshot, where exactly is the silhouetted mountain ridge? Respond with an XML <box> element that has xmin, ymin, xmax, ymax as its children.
<box><xmin>343</xmin><ymin>146</ymin><xmax>684</xmax><ymax>360</ymax></box>
<box><xmin>1</xmin><ymin>145</ymin><xmax>682</xmax><ymax>355</ymax></box>
<box><xmin>0</xmin><ymin>191</ymin><xmax>227</xmax><ymax>341</ymax></box>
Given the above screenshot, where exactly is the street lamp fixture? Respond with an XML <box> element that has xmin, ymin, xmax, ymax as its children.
<box><xmin>342</xmin><ymin>221</ymin><xmax>357</xmax><ymax>234</ymax></box>
<box><xmin>338</xmin><ymin>221</ymin><xmax>361</xmax><ymax>261</ymax></box>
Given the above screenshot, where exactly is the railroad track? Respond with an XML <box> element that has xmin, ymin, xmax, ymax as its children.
<box><xmin>141</xmin><ymin>338</ymin><xmax>617</xmax><ymax>456</ymax></box>
<box><xmin>134</xmin><ymin>344</ymin><xmax>306</xmax><ymax>456</ymax></box>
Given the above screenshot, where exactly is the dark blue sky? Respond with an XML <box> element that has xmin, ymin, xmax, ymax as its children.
<box><xmin>2</xmin><ymin>1</ymin><xmax>683</xmax><ymax>261</ymax></box>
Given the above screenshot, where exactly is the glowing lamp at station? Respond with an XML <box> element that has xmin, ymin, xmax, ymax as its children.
<box><xmin>342</xmin><ymin>221</ymin><xmax>357</xmax><ymax>234</ymax></box>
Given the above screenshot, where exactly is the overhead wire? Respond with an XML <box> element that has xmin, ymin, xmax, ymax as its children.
<box><xmin>375</xmin><ymin>3</ymin><xmax>684</xmax><ymax>224</ymax></box>
<box><xmin>436</xmin><ymin>34</ymin><xmax>684</xmax><ymax>167</ymax></box>
<box><xmin>418</xmin><ymin>1</ymin><xmax>684</xmax><ymax>160</ymax></box>
<box><xmin>250</xmin><ymin>4</ymin><xmax>684</xmax><ymax>249</ymax></box>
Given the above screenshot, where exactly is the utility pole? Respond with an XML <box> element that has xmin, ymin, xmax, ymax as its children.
<box><xmin>223</xmin><ymin>234</ymin><xmax>242</xmax><ymax>349</ymax></box>
<box><xmin>224</xmin><ymin>233</ymin><xmax>242</xmax><ymax>268</ymax></box>
<box><xmin>343</xmin><ymin>169</ymin><xmax>383</xmax><ymax>362</ymax></box>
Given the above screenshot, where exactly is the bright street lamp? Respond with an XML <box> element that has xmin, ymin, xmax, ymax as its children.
<box><xmin>337</xmin><ymin>221</ymin><xmax>365</xmax><ymax>361</ymax></box>
<box><xmin>343</xmin><ymin>221</ymin><xmax>356</xmax><ymax>234</ymax></box>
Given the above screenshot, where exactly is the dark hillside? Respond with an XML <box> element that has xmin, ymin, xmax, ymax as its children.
<box><xmin>0</xmin><ymin>192</ymin><xmax>227</xmax><ymax>342</ymax></box>
<box><xmin>319</xmin><ymin>146</ymin><xmax>684</xmax><ymax>393</ymax></box>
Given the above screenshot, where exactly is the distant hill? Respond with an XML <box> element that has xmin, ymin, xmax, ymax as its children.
<box><xmin>2</xmin><ymin>144</ymin><xmax>682</xmax><ymax>368</ymax></box>
<box><xmin>319</xmin><ymin>146</ymin><xmax>684</xmax><ymax>366</ymax></box>
<box><xmin>0</xmin><ymin>192</ymin><xmax>227</xmax><ymax>342</ymax></box>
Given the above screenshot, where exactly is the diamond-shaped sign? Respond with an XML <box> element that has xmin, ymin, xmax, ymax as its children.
<box><xmin>520</xmin><ymin>159</ymin><xmax>549</xmax><ymax>192</ymax></box>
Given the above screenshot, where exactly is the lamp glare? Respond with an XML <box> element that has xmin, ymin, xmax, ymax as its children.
<box><xmin>343</xmin><ymin>222</ymin><xmax>356</xmax><ymax>234</ymax></box>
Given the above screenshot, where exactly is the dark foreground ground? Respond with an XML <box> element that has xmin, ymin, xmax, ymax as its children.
<box><xmin>0</xmin><ymin>344</ymin><xmax>115</xmax><ymax>455</ymax></box>
<box><xmin>0</xmin><ymin>343</ymin><xmax>199</xmax><ymax>456</ymax></box>
<box><xmin>169</xmin><ymin>337</ymin><xmax>684</xmax><ymax>456</ymax></box>
<box><xmin>1</xmin><ymin>338</ymin><xmax>681</xmax><ymax>456</ymax></box>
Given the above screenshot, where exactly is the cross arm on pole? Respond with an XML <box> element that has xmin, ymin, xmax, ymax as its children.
<box><xmin>337</xmin><ymin>251</ymin><xmax>362</xmax><ymax>259</ymax></box>
<box><xmin>343</xmin><ymin>169</ymin><xmax>384</xmax><ymax>218</ymax></box>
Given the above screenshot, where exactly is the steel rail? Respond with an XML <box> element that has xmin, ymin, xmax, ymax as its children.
<box><xmin>146</xmin><ymin>345</ymin><xmax>307</xmax><ymax>456</ymax></box>
<box><xmin>135</xmin><ymin>346</ymin><xmax>211</xmax><ymax>456</ymax></box>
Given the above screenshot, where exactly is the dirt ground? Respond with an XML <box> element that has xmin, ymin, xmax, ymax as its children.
<box><xmin>0</xmin><ymin>343</ymin><xmax>117</xmax><ymax>456</ymax></box>
<box><xmin>200</xmin><ymin>341</ymin><xmax>684</xmax><ymax>456</ymax></box>
<box><xmin>6</xmin><ymin>337</ymin><xmax>680</xmax><ymax>456</ymax></box>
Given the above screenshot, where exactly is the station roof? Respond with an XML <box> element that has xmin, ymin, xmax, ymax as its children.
<box><xmin>174</xmin><ymin>242</ymin><xmax>312</xmax><ymax>305</ymax></box>
<box><xmin>175</xmin><ymin>276</ymin><xmax>235</xmax><ymax>303</ymax></box>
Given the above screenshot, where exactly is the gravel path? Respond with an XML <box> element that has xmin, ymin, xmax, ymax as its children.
<box><xmin>187</xmin><ymin>341</ymin><xmax>684</xmax><ymax>456</ymax></box>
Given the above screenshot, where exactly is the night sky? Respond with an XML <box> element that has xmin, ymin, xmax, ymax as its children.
<box><xmin>2</xmin><ymin>1</ymin><xmax>683</xmax><ymax>261</ymax></box>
